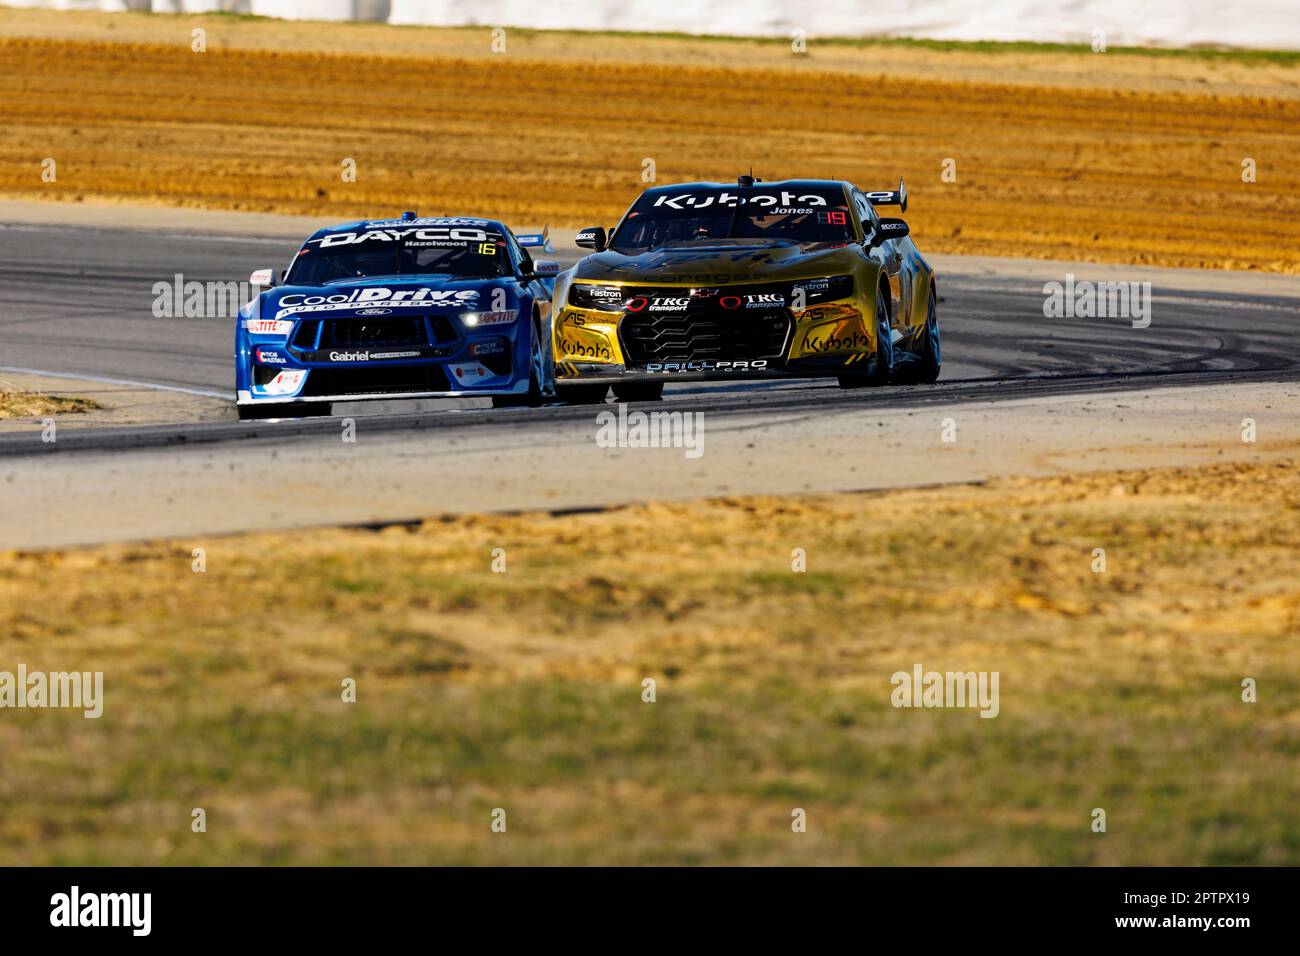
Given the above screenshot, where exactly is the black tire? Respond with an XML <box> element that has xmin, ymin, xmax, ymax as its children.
<box><xmin>492</xmin><ymin>316</ymin><xmax>554</xmax><ymax>408</ymax></box>
<box><xmin>914</xmin><ymin>287</ymin><xmax>942</xmax><ymax>384</ymax></box>
<box><xmin>893</xmin><ymin>286</ymin><xmax>942</xmax><ymax>386</ymax></box>
<box><xmin>612</xmin><ymin>382</ymin><xmax>664</xmax><ymax>402</ymax></box>
<box><xmin>837</xmin><ymin>284</ymin><xmax>893</xmax><ymax>388</ymax></box>
<box><xmin>555</xmin><ymin>383</ymin><xmax>610</xmax><ymax>405</ymax></box>
<box><xmin>237</xmin><ymin>401</ymin><xmax>331</xmax><ymax>420</ymax></box>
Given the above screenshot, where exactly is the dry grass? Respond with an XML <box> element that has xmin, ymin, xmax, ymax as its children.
<box><xmin>0</xmin><ymin>458</ymin><xmax>1297</xmax><ymax>864</ymax></box>
<box><xmin>0</xmin><ymin>14</ymin><xmax>1297</xmax><ymax>271</ymax></box>
<box><xmin>0</xmin><ymin>390</ymin><xmax>99</xmax><ymax>420</ymax></box>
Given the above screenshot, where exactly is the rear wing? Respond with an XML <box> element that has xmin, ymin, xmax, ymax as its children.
<box><xmin>515</xmin><ymin>225</ymin><xmax>554</xmax><ymax>253</ymax></box>
<box><xmin>863</xmin><ymin>178</ymin><xmax>907</xmax><ymax>214</ymax></box>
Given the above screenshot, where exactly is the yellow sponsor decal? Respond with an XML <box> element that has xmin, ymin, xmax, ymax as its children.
<box><xmin>556</xmin><ymin>318</ymin><xmax>618</xmax><ymax>363</ymax></box>
<box><xmin>790</xmin><ymin>304</ymin><xmax>871</xmax><ymax>359</ymax></box>
<box><xmin>559</xmin><ymin>309</ymin><xmax>617</xmax><ymax>332</ymax></box>
<box><xmin>795</xmin><ymin>302</ymin><xmax>860</xmax><ymax>323</ymax></box>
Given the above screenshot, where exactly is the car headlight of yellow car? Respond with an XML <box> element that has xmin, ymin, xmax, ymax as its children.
<box><xmin>567</xmin><ymin>283</ymin><xmax>628</xmax><ymax>311</ymax></box>
<box><xmin>790</xmin><ymin>275</ymin><xmax>855</xmax><ymax>306</ymax></box>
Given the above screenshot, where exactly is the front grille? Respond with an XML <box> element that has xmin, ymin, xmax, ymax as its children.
<box><xmin>300</xmin><ymin>365</ymin><xmax>451</xmax><ymax>397</ymax></box>
<box><xmin>290</xmin><ymin>316</ymin><xmax>456</xmax><ymax>351</ymax></box>
<box><xmin>619</xmin><ymin>298</ymin><xmax>790</xmax><ymax>366</ymax></box>
<box><xmin>321</xmin><ymin>316</ymin><xmax>427</xmax><ymax>349</ymax></box>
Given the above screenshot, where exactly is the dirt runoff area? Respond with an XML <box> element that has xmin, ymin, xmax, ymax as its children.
<box><xmin>0</xmin><ymin>386</ymin><xmax>98</xmax><ymax>421</ymax></box>
<box><xmin>0</xmin><ymin>10</ymin><xmax>1297</xmax><ymax>272</ymax></box>
<box><xmin>0</xmin><ymin>371</ymin><xmax>230</xmax><ymax>430</ymax></box>
<box><xmin>0</xmin><ymin>455</ymin><xmax>1296</xmax><ymax>865</ymax></box>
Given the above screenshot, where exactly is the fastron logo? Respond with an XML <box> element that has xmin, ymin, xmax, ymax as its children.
<box><xmin>274</xmin><ymin>288</ymin><xmax>478</xmax><ymax>319</ymax></box>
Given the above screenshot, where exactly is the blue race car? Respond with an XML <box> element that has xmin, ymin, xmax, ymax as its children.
<box><xmin>235</xmin><ymin>213</ymin><xmax>559</xmax><ymax>419</ymax></box>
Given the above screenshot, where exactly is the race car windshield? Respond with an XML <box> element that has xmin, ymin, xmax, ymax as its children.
<box><xmin>287</xmin><ymin>232</ymin><xmax>513</xmax><ymax>285</ymax></box>
<box><xmin>610</xmin><ymin>188</ymin><xmax>853</xmax><ymax>253</ymax></box>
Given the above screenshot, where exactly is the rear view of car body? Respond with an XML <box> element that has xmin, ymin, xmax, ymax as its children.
<box><xmin>234</xmin><ymin>216</ymin><xmax>556</xmax><ymax>413</ymax></box>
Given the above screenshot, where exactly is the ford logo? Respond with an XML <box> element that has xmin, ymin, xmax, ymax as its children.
<box><xmin>357</xmin><ymin>308</ymin><xmax>392</xmax><ymax>316</ymax></box>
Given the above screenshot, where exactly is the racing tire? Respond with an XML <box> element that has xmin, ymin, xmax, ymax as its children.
<box><xmin>237</xmin><ymin>401</ymin><xmax>331</xmax><ymax>420</ymax></box>
<box><xmin>492</xmin><ymin>316</ymin><xmax>554</xmax><ymax>409</ymax></box>
<box><xmin>837</xmin><ymin>284</ymin><xmax>893</xmax><ymax>389</ymax></box>
<box><xmin>611</xmin><ymin>382</ymin><xmax>664</xmax><ymax>402</ymax></box>
<box><xmin>911</xmin><ymin>288</ymin><xmax>942</xmax><ymax>384</ymax></box>
<box><xmin>555</xmin><ymin>383</ymin><xmax>610</xmax><ymax>405</ymax></box>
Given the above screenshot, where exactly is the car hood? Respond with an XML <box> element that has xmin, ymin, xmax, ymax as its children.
<box><xmin>256</xmin><ymin>277</ymin><xmax>501</xmax><ymax>322</ymax></box>
<box><xmin>570</xmin><ymin>242</ymin><xmax>864</xmax><ymax>285</ymax></box>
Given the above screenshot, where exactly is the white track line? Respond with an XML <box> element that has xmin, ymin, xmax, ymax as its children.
<box><xmin>0</xmin><ymin>366</ymin><xmax>231</xmax><ymax>401</ymax></box>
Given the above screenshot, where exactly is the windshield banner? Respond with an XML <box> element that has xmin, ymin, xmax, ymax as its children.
<box><xmin>273</xmin><ymin>287</ymin><xmax>479</xmax><ymax>319</ymax></box>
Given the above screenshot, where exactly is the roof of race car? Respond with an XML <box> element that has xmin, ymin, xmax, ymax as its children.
<box><xmin>303</xmin><ymin>215</ymin><xmax>509</xmax><ymax>242</ymax></box>
<box><xmin>637</xmin><ymin>179</ymin><xmax>851</xmax><ymax>196</ymax></box>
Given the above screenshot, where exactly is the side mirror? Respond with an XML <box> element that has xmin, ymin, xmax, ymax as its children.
<box><xmin>575</xmin><ymin>226</ymin><xmax>607</xmax><ymax>251</ymax></box>
<box><xmin>869</xmin><ymin>219</ymin><xmax>909</xmax><ymax>247</ymax></box>
<box><xmin>520</xmin><ymin>259</ymin><xmax>560</xmax><ymax>281</ymax></box>
<box><xmin>250</xmin><ymin>268</ymin><xmax>278</xmax><ymax>288</ymax></box>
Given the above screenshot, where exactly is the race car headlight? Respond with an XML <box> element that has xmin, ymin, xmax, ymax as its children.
<box><xmin>460</xmin><ymin>309</ymin><xmax>518</xmax><ymax>329</ymax></box>
<box><xmin>791</xmin><ymin>275</ymin><xmax>855</xmax><ymax>306</ymax></box>
<box><xmin>567</xmin><ymin>282</ymin><xmax>626</xmax><ymax>311</ymax></box>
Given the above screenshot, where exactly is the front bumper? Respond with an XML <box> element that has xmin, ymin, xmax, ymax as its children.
<box><xmin>236</xmin><ymin>312</ymin><xmax>529</xmax><ymax>405</ymax></box>
<box><xmin>553</xmin><ymin>287</ymin><xmax>879</xmax><ymax>383</ymax></box>
<box><xmin>236</xmin><ymin>382</ymin><xmax>529</xmax><ymax>406</ymax></box>
<box><xmin>554</xmin><ymin>359</ymin><xmax>859</xmax><ymax>384</ymax></box>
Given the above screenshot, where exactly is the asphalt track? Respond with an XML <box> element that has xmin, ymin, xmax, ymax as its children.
<box><xmin>0</xmin><ymin>216</ymin><xmax>1297</xmax><ymax>547</ymax></box>
<box><xmin>2</xmin><ymin>220</ymin><xmax>1298</xmax><ymax>423</ymax></box>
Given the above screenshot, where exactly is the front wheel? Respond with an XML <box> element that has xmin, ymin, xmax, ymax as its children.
<box><xmin>914</xmin><ymin>289</ymin><xmax>942</xmax><ymax>383</ymax></box>
<box><xmin>492</xmin><ymin>316</ymin><xmax>554</xmax><ymax>408</ymax></box>
<box><xmin>837</xmin><ymin>284</ymin><xmax>893</xmax><ymax>388</ymax></box>
<box><xmin>894</xmin><ymin>288</ymin><xmax>942</xmax><ymax>385</ymax></box>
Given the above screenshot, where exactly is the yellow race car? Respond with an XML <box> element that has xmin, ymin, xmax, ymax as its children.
<box><xmin>551</xmin><ymin>174</ymin><xmax>940</xmax><ymax>402</ymax></box>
